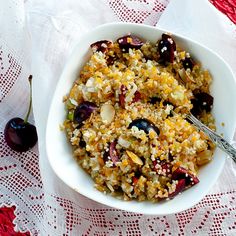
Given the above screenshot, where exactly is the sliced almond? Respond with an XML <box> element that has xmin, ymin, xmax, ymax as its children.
<box><xmin>126</xmin><ymin>150</ymin><xmax>143</xmax><ymax>165</ymax></box>
<box><xmin>100</xmin><ymin>104</ymin><xmax>115</xmax><ymax>124</ymax></box>
<box><xmin>178</xmin><ymin>68</ymin><xmax>195</xmax><ymax>83</ymax></box>
<box><xmin>197</xmin><ymin>150</ymin><xmax>213</xmax><ymax>166</ymax></box>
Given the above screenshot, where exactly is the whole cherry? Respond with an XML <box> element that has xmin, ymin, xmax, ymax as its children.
<box><xmin>4</xmin><ymin>75</ymin><xmax>38</xmax><ymax>152</ymax></box>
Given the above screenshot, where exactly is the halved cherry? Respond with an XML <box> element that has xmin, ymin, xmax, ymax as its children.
<box><xmin>107</xmin><ymin>55</ymin><xmax>117</xmax><ymax>66</ymax></box>
<box><xmin>79</xmin><ymin>139</ymin><xmax>86</xmax><ymax>148</ymax></box>
<box><xmin>119</xmin><ymin>85</ymin><xmax>141</xmax><ymax>108</ymax></box>
<box><xmin>169</xmin><ymin>179</ymin><xmax>186</xmax><ymax>198</ymax></box>
<box><xmin>191</xmin><ymin>92</ymin><xmax>214</xmax><ymax>116</ymax></box>
<box><xmin>117</xmin><ymin>35</ymin><xmax>144</xmax><ymax>51</ymax></box>
<box><xmin>119</xmin><ymin>85</ymin><xmax>127</xmax><ymax>108</ymax></box>
<box><xmin>160</xmin><ymin>162</ymin><xmax>172</xmax><ymax>175</ymax></box>
<box><xmin>150</xmin><ymin>97</ymin><xmax>161</xmax><ymax>104</ymax></box>
<box><xmin>153</xmin><ymin>160</ymin><xmax>172</xmax><ymax>176</ymax></box>
<box><xmin>132</xmin><ymin>176</ymin><xmax>139</xmax><ymax>185</ymax></box>
<box><xmin>90</xmin><ymin>40</ymin><xmax>113</xmax><ymax>54</ymax></box>
<box><xmin>182</xmin><ymin>57</ymin><xmax>194</xmax><ymax>71</ymax></box>
<box><xmin>152</xmin><ymin>160</ymin><xmax>157</xmax><ymax>169</ymax></box>
<box><xmin>157</xmin><ymin>33</ymin><xmax>176</xmax><ymax>63</ymax></box>
<box><xmin>103</xmin><ymin>141</ymin><xmax>119</xmax><ymax>165</ymax></box>
<box><xmin>133</xmin><ymin>91</ymin><xmax>141</xmax><ymax>102</ymax></box>
<box><xmin>172</xmin><ymin>166</ymin><xmax>199</xmax><ymax>186</ymax></box>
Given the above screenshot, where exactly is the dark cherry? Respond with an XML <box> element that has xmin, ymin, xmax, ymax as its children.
<box><xmin>153</xmin><ymin>160</ymin><xmax>172</xmax><ymax>176</ymax></box>
<box><xmin>160</xmin><ymin>162</ymin><xmax>172</xmax><ymax>175</ymax></box>
<box><xmin>190</xmin><ymin>98</ymin><xmax>201</xmax><ymax>117</ymax></box>
<box><xmin>128</xmin><ymin>118</ymin><xmax>160</xmax><ymax>135</ymax></box>
<box><xmin>163</xmin><ymin>100</ymin><xmax>174</xmax><ymax>107</ymax></box>
<box><xmin>106</xmin><ymin>55</ymin><xmax>117</xmax><ymax>66</ymax></box>
<box><xmin>117</xmin><ymin>35</ymin><xmax>144</xmax><ymax>51</ymax></box>
<box><xmin>133</xmin><ymin>91</ymin><xmax>141</xmax><ymax>102</ymax></box>
<box><xmin>119</xmin><ymin>85</ymin><xmax>127</xmax><ymax>108</ymax></box>
<box><xmin>4</xmin><ymin>75</ymin><xmax>38</xmax><ymax>152</ymax></box>
<box><xmin>79</xmin><ymin>140</ymin><xmax>86</xmax><ymax>148</ymax></box>
<box><xmin>90</xmin><ymin>40</ymin><xmax>113</xmax><ymax>54</ymax></box>
<box><xmin>172</xmin><ymin>166</ymin><xmax>199</xmax><ymax>186</ymax></box>
<box><xmin>103</xmin><ymin>141</ymin><xmax>119</xmax><ymax>165</ymax></box>
<box><xmin>150</xmin><ymin>97</ymin><xmax>161</xmax><ymax>104</ymax></box>
<box><xmin>191</xmin><ymin>92</ymin><xmax>214</xmax><ymax>116</ymax></box>
<box><xmin>157</xmin><ymin>33</ymin><xmax>176</xmax><ymax>63</ymax></box>
<box><xmin>119</xmin><ymin>85</ymin><xmax>141</xmax><ymax>108</ymax></box>
<box><xmin>4</xmin><ymin>118</ymin><xmax>38</xmax><ymax>152</ymax></box>
<box><xmin>168</xmin><ymin>153</ymin><xmax>174</xmax><ymax>162</ymax></box>
<box><xmin>167</xmin><ymin>166</ymin><xmax>200</xmax><ymax>199</ymax></box>
<box><xmin>132</xmin><ymin>176</ymin><xmax>139</xmax><ymax>185</ymax></box>
<box><xmin>162</xmin><ymin>100</ymin><xmax>174</xmax><ymax>117</ymax></box>
<box><xmin>73</xmin><ymin>101</ymin><xmax>97</xmax><ymax>126</ymax></box>
<box><xmin>134</xmin><ymin>171</ymin><xmax>142</xmax><ymax>178</ymax></box>
<box><xmin>182</xmin><ymin>57</ymin><xmax>194</xmax><ymax>70</ymax></box>
<box><xmin>168</xmin><ymin>179</ymin><xmax>186</xmax><ymax>198</ymax></box>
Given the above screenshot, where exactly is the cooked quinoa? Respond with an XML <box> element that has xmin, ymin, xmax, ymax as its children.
<box><xmin>63</xmin><ymin>34</ymin><xmax>215</xmax><ymax>202</ymax></box>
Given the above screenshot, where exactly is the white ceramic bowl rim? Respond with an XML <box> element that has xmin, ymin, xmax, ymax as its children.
<box><xmin>46</xmin><ymin>22</ymin><xmax>236</xmax><ymax>215</ymax></box>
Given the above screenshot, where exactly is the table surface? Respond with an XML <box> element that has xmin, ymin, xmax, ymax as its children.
<box><xmin>0</xmin><ymin>0</ymin><xmax>235</xmax><ymax>235</ymax></box>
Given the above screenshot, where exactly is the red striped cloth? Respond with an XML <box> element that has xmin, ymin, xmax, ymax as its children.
<box><xmin>210</xmin><ymin>0</ymin><xmax>236</xmax><ymax>23</ymax></box>
<box><xmin>0</xmin><ymin>207</ymin><xmax>30</xmax><ymax>235</ymax></box>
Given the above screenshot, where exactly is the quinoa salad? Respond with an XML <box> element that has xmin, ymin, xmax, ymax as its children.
<box><xmin>62</xmin><ymin>34</ymin><xmax>215</xmax><ymax>202</ymax></box>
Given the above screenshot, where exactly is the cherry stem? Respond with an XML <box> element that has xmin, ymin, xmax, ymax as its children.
<box><xmin>24</xmin><ymin>75</ymin><xmax>33</xmax><ymax>123</ymax></box>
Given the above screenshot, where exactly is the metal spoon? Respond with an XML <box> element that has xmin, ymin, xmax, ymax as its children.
<box><xmin>185</xmin><ymin>113</ymin><xmax>236</xmax><ymax>163</ymax></box>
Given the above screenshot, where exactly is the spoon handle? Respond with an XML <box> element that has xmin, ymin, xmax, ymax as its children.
<box><xmin>186</xmin><ymin>113</ymin><xmax>236</xmax><ymax>163</ymax></box>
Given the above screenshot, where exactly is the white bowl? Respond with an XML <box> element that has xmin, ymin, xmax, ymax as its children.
<box><xmin>46</xmin><ymin>22</ymin><xmax>236</xmax><ymax>215</ymax></box>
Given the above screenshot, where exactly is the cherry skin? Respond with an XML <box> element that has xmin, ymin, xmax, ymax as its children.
<box><xmin>4</xmin><ymin>75</ymin><xmax>38</xmax><ymax>152</ymax></box>
<box><xmin>4</xmin><ymin>117</ymin><xmax>38</xmax><ymax>152</ymax></box>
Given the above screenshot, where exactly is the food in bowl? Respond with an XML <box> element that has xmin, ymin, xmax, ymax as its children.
<box><xmin>62</xmin><ymin>33</ymin><xmax>216</xmax><ymax>202</ymax></box>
